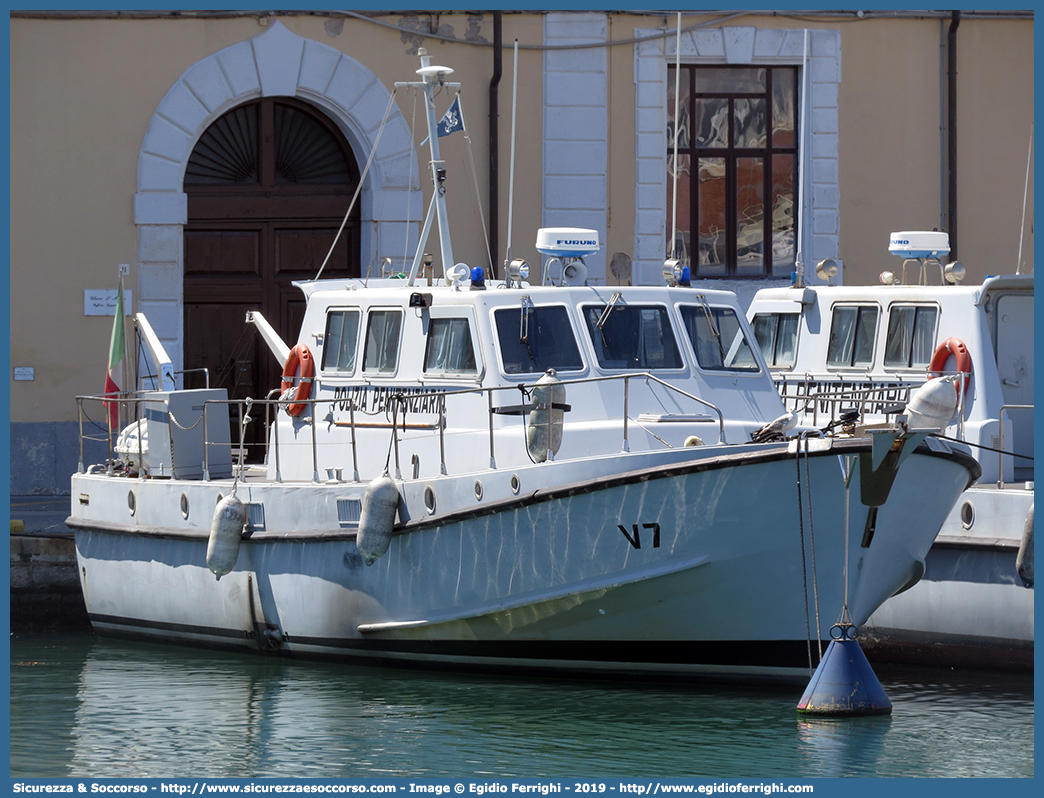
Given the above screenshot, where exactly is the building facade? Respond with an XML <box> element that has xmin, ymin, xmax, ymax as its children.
<box><xmin>9</xmin><ymin>9</ymin><xmax>1034</xmax><ymax>493</ymax></box>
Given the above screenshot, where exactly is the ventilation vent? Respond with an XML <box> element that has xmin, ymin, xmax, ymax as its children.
<box><xmin>186</xmin><ymin>104</ymin><xmax>259</xmax><ymax>184</ymax></box>
<box><xmin>337</xmin><ymin>498</ymin><xmax>362</xmax><ymax>526</ymax></box>
<box><xmin>246</xmin><ymin>502</ymin><xmax>266</xmax><ymax>531</ymax></box>
<box><xmin>185</xmin><ymin>100</ymin><xmax>354</xmax><ymax>186</ymax></box>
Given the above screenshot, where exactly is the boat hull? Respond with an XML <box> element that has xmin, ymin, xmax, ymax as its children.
<box><xmin>70</xmin><ymin>440</ymin><xmax>977</xmax><ymax>683</ymax></box>
<box><xmin>861</xmin><ymin>484</ymin><xmax>1034</xmax><ymax>669</ymax></box>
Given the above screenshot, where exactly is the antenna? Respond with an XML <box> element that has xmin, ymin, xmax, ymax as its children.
<box><xmin>504</xmin><ymin>40</ymin><xmax>520</xmax><ymax>274</ymax></box>
<box><xmin>669</xmin><ymin>12</ymin><xmax>682</xmax><ymax>262</ymax></box>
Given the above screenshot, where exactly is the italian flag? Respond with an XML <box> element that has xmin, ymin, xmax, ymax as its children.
<box><xmin>103</xmin><ymin>274</ymin><xmax>126</xmax><ymax>431</ymax></box>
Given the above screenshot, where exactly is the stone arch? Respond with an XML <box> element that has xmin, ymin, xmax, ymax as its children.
<box><xmin>133</xmin><ymin>21</ymin><xmax>420</xmax><ymax>375</ymax></box>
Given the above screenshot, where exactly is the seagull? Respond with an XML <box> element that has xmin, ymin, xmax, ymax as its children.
<box><xmin>751</xmin><ymin>411</ymin><xmax>798</xmax><ymax>443</ymax></box>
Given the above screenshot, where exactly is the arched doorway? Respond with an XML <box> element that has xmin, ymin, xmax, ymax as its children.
<box><xmin>183</xmin><ymin>97</ymin><xmax>360</xmax><ymax>452</ymax></box>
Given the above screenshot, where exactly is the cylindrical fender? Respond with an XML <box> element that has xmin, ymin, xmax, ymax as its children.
<box><xmin>905</xmin><ymin>376</ymin><xmax>959</xmax><ymax>431</ymax></box>
<box><xmin>527</xmin><ymin>369</ymin><xmax>566</xmax><ymax>463</ymax></box>
<box><xmin>208</xmin><ymin>494</ymin><xmax>246</xmax><ymax>580</ymax></box>
<box><xmin>356</xmin><ymin>474</ymin><xmax>400</xmax><ymax>566</ymax></box>
<box><xmin>1016</xmin><ymin>503</ymin><xmax>1034</xmax><ymax>588</ymax></box>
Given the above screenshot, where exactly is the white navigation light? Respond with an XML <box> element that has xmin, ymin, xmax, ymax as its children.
<box><xmin>888</xmin><ymin>231</ymin><xmax>950</xmax><ymax>260</ymax></box>
<box><xmin>535</xmin><ymin>228</ymin><xmax>600</xmax><ymax>258</ymax></box>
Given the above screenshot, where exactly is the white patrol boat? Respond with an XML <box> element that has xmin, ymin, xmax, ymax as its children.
<box><xmin>68</xmin><ymin>56</ymin><xmax>980</xmax><ymax>684</ymax></box>
<box><xmin>747</xmin><ymin>234</ymin><xmax>1033</xmax><ymax>668</ymax></box>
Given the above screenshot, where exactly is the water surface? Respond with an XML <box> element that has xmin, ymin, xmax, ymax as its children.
<box><xmin>9</xmin><ymin>633</ymin><xmax>1033</xmax><ymax>779</ymax></box>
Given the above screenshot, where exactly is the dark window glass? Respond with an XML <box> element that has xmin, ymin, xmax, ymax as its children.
<box><xmin>424</xmin><ymin>318</ymin><xmax>478</xmax><ymax>375</ymax></box>
<box><xmin>667</xmin><ymin>66</ymin><xmax>798</xmax><ymax>278</ymax></box>
<box><xmin>827</xmin><ymin>306</ymin><xmax>879</xmax><ymax>368</ymax></box>
<box><xmin>679</xmin><ymin>305</ymin><xmax>760</xmax><ymax>371</ymax></box>
<box><xmin>322</xmin><ymin>309</ymin><xmax>361</xmax><ymax>373</ymax></box>
<box><xmin>363</xmin><ymin>310</ymin><xmax>403</xmax><ymax>374</ymax></box>
<box><xmin>884</xmin><ymin>306</ymin><xmax>939</xmax><ymax>368</ymax></box>
<box><xmin>582</xmin><ymin>304</ymin><xmax>683</xmax><ymax>370</ymax></box>
<box><xmin>494</xmin><ymin>306</ymin><xmax>583</xmax><ymax>375</ymax></box>
<box><xmin>751</xmin><ymin>312</ymin><xmax>799</xmax><ymax>368</ymax></box>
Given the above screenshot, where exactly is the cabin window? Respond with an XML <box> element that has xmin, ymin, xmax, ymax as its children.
<box><xmin>581</xmin><ymin>304</ymin><xmax>683</xmax><ymax>370</ymax></box>
<box><xmin>827</xmin><ymin>305</ymin><xmax>878</xmax><ymax>368</ymax></box>
<box><xmin>424</xmin><ymin>318</ymin><xmax>478</xmax><ymax>375</ymax></box>
<box><xmin>494</xmin><ymin>305</ymin><xmax>583</xmax><ymax>375</ymax></box>
<box><xmin>322</xmin><ymin>309</ymin><xmax>361</xmax><ymax>373</ymax></box>
<box><xmin>750</xmin><ymin>312</ymin><xmax>799</xmax><ymax>368</ymax></box>
<box><xmin>362</xmin><ymin>310</ymin><xmax>403</xmax><ymax>374</ymax></box>
<box><xmin>678</xmin><ymin>304</ymin><xmax>760</xmax><ymax>371</ymax></box>
<box><xmin>884</xmin><ymin>305</ymin><xmax>938</xmax><ymax>368</ymax></box>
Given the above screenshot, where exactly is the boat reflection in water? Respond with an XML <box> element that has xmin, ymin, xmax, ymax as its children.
<box><xmin>8</xmin><ymin>634</ymin><xmax>1034</xmax><ymax>779</ymax></box>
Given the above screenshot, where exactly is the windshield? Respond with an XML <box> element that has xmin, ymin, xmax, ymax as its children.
<box><xmin>494</xmin><ymin>305</ymin><xmax>583</xmax><ymax>375</ymax></box>
<box><xmin>582</xmin><ymin>304</ymin><xmax>683</xmax><ymax>370</ymax></box>
<box><xmin>679</xmin><ymin>304</ymin><xmax>760</xmax><ymax>371</ymax></box>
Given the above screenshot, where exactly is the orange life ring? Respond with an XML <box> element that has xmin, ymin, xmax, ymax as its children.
<box><xmin>928</xmin><ymin>336</ymin><xmax>972</xmax><ymax>395</ymax></box>
<box><xmin>280</xmin><ymin>344</ymin><xmax>315</xmax><ymax>417</ymax></box>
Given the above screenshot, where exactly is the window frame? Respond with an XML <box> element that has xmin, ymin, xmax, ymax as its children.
<box><xmin>361</xmin><ymin>307</ymin><xmax>405</xmax><ymax>377</ymax></box>
<box><xmin>750</xmin><ymin>311</ymin><xmax>801</xmax><ymax>370</ymax></box>
<box><xmin>579</xmin><ymin>302</ymin><xmax>686</xmax><ymax>372</ymax></box>
<box><xmin>320</xmin><ymin>307</ymin><xmax>363</xmax><ymax>376</ymax></box>
<box><xmin>882</xmin><ymin>302</ymin><xmax>940</xmax><ymax>371</ymax></box>
<box><xmin>491</xmin><ymin>303</ymin><xmax>587</xmax><ymax>377</ymax></box>
<box><xmin>825</xmin><ymin>303</ymin><xmax>880</xmax><ymax>371</ymax></box>
<box><xmin>421</xmin><ymin>307</ymin><xmax>484</xmax><ymax>381</ymax></box>
<box><xmin>676</xmin><ymin>301</ymin><xmax>764</xmax><ymax>375</ymax></box>
<box><xmin>667</xmin><ymin>64</ymin><xmax>799</xmax><ymax>280</ymax></box>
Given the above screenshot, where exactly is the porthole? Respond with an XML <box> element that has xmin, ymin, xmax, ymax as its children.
<box><xmin>127</xmin><ymin>490</ymin><xmax>136</xmax><ymax>516</ymax></box>
<box><xmin>960</xmin><ymin>501</ymin><xmax>975</xmax><ymax>530</ymax></box>
<box><xmin>510</xmin><ymin>474</ymin><xmax>521</xmax><ymax>495</ymax></box>
<box><xmin>424</xmin><ymin>485</ymin><xmax>437</xmax><ymax>515</ymax></box>
<box><xmin>474</xmin><ymin>480</ymin><xmax>484</xmax><ymax>501</ymax></box>
<box><xmin>181</xmin><ymin>494</ymin><xmax>190</xmax><ymax>520</ymax></box>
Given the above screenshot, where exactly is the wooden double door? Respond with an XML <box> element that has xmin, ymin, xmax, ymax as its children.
<box><xmin>183</xmin><ymin>98</ymin><xmax>360</xmax><ymax>453</ymax></box>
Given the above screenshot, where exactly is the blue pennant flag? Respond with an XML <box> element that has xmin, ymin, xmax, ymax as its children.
<box><xmin>437</xmin><ymin>96</ymin><xmax>464</xmax><ymax>137</ymax></box>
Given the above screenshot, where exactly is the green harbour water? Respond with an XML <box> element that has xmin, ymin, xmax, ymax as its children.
<box><xmin>8</xmin><ymin>632</ymin><xmax>1033</xmax><ymax>780</ymax></box>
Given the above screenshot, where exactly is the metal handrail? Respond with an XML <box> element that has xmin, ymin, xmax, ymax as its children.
<box><xmin>777</xmin><ymin>368</ymin><xmax>975</xmax><ymax>433</ymax></box>
<box><xmin>75</xmin><ymin>372</ymin><xmax>727</xmax><ymax>484</ymax></box>
<box><xmin>998</xmin><ymin>403</ymin><xmax>1033</xmax><ymax>487</ymax></box>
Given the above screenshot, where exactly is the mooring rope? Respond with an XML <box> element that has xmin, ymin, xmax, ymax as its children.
<box><xmin>801</xmin><ymin>435</ymin><xmax>823</xmax><ymax>661</ymax></box>
<box><xmin>795</xmin><ymin>437</ymin><xmax>814</xmax><ymax>676</ymax></box>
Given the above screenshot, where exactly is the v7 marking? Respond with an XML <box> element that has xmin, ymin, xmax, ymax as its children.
<box><xmin>618</xmin><ymin>522</ymin><xmax>660</xmax><ymax>549</ymax></box>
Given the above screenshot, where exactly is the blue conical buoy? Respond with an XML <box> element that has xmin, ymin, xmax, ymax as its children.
<box><xmin>797</xmin><ymin>637</ymin><xmax>892</xmax><ymax>716</ymax></box>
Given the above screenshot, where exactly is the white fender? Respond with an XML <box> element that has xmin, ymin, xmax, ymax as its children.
<box><xmin>207</xmin><ymin>494</ymin><xmax>246</xmax><ymax>580</ymax></box>
<box><xmin>1016</xmin><ymin>503</ymin><xmax>1033</xmax><ymax>588</ymax></box>
<box><xmin>356</xmin><ymin>474</ymin><xmax>400</xmax><ymax>565</ymax></box>
<box><xmin>905</xmin><ymin>376</ymin><xmax>959</xmax><ymax>431</ymax></box>
<box><xmin>527</xmin><ymin>369</ymin><xmax>566</xmax><ymax>463</ymax></box>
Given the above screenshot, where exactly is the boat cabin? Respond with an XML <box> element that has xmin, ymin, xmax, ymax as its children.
<box><xmin>747</xmin><ymin>266</ymin><xmax>1033</xmax><ymax>484</ymax></box>
<box><xmin>262</xmin><ymin>271</ymin><xmax>789</xmax><ymax>483</ymax></box>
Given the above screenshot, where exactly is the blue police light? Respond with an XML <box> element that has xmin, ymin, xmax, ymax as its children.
<box><xmin>679</xmin><ymin>266</ymin><xmax>691</xmax><ymax>287</ymax></box>
<box><xmin>470</xmin><ymin>266</ymin><xmax>486</xmax><ymax>290</ymax></box>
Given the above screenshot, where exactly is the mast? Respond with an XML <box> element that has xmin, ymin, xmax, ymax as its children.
<box><xmin>399</xmin><ymin>49</ymin><xmax>459</xmax><ymax>281</ymax></box>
